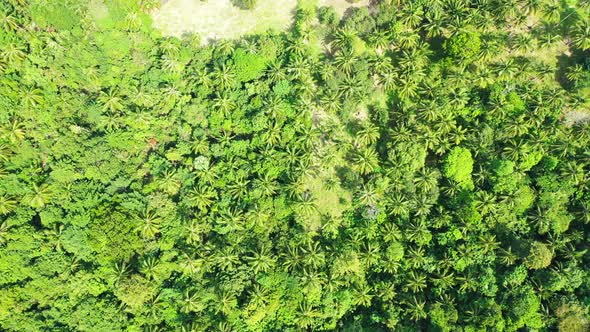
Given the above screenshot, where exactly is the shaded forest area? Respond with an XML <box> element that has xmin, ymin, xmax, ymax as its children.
<box><xmin>1</xmin><ymin>0</ymin><xmax>590</xmax><ymax>331</ymax></box>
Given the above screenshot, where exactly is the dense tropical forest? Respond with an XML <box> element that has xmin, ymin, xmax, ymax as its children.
<box><xmin>1</xmin><ymin>0</ymin><xmax>590</xmax><ymax>331</ymax></box>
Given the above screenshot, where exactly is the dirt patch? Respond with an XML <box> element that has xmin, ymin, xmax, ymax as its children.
<box><xmin>152</xmin><ymin>0</ymin><xmax>297</xmax><ymax>43</ymax></box>
<box><xmin>318</xmin><ymin>0</ymin><xmax>370</xmax><ymax>17</ymax></box>
<box><xmin>564</xmin><ymin>110</ymin><xmax>590</xmax><ymax>126</ymax></box>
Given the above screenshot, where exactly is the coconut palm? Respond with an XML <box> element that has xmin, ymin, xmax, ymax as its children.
<box><xmin>0</xmin><ymin>13</ymin><xmax>18</xmax><ymax>31</ymax></box>
<box><xmin>1</xmin><ymin>43</ymin><xmax>25</xmax><ymax>63</ymax></box>
<box><xmin>136</xmin><ymin>209</ymin><xmax>161</xmax><ymax>239</ymax></box>
<box><xmin>211</xmin><ymin>64</ymin><xmax>235</xmax><ymax>91</ymax></box>
<box><xmin>188</xmin><ymin>185</ymin><xmax>217</xmax><ymax>211</ymax></box>
<box><xmin>404</xmin><ymin>297</ymin><xmax>427</xmax><ymax>321</ymax></box>
<box><xmin>246</xmin><ymin>245</ymin><xmax>275</xmax><ymax>274</ymax></box>
<box><xmin>28</xmin><ymin>183</ymin><xmax>52</xmax><ymax>209</ymax></box>
<box><xmin>21</xmin><ymin>86</ymin><xmax>44</xmax><ymax>108</ymax></box>
<box><xmin>0</xmin><ymin>195</ymin><xmax>16</xmax><ymax>215</ymax></box>
<box><xmin>0</xmin><ymin>221</ymin><xmax>10</xmax><ymax>245</ymax></box>
<box><xmin>573</xmin><ymin>19</ymin><xmax>590</xmax><ymax>50</ymax></box>
<box><xmin>334</xmin><ymin>49</ymin><xmax>358</xmax><ymax>75</ymax></box>
<box><xmin>351</xmin><ymin>147</ymin><xmax>379</xmax><ymax>175</ymax></box>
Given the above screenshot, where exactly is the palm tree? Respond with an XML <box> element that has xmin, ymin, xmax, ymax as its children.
<box><xmin>574</xmin><ymin>20</ymin><xmax>590</xmax><ymax>50</ymax></box>
<box><xmin>381</xmin><ymin>222</ymin><xmax>402</xmax><ymax>243</ymax></box>
<box><xmin>136</xmin><ymin>209</ymin><xmax>161</xmax><ymax>239</ymax></box>
<box><xmin>356</xmin><ymin>184</ymin><xmax>378</xmax><ymax>207</ymax></box>
<box><xmin>97</xmin><ymin>89</ymin><xmax>124</xmax><ymax>114</ymax></box>
<box><xmin>295</xmin><ymin>302</ymin><xmax>319</xmax><ymax>329</ymax></box>
<box><xmin>140</xmin><ymin>256</ymin><xmax>160</xmax><ymax>280</ymax></box>
<box><xmin>249</xmin><ymin>283</ymin><xmax>269</xmax><ymax>307</ymax></box>
<box><xmin>395</xmin><ymin>29</ymin><xmax>421</xmax><ymax>50</ymax></box>
<box><xmin>414</xmin><ymin>168</ymin><xmax>439</xmax><ymax>192</ymax></box>
<box><xmin>424</xmin><ymin>10</ymin><xmax>445</xmax><ymax>38</ymax></box>
<box><xmin>431</xmin><ymin>271</ymin><xmax>456</xmax><ymax>292</ymax></box>
<box><xmin>214</xmin><ymin>247</ymin><xmax>240</xmax><ymax>272</ymax></box>
<box><xmin>404</xmin><ymin>297</ymin><xmax>427</xmax><ymax>321</ymax></box>
<box><xmin>286</xmin><ymin>39</ymin><xmax>308</xmax><ymax>57</ymax></box>
<box><xmin>538</xmin><ymin>23</ymin><xmax>561</xmax><ymax>48</ymax></box>
<box><xmin>0</xmin><ymin>195</ymin><xmax>16</xmax><ymax>215</ymax></box>
<box><xmin>514</xmin><ymin>33</ymin><xmax>536</xmax><ymax>52</ymax></box>
<box><xmin>330</xmin><ymin>28</ymin><xmax>356</xmax><ymax>52</ymax></box>
<box><xmin>1</xmin><ymin>43</ymin><xmax>25</xmax><ymax>63</ymax></box>
<box><xmin>404</xmin><ymin>271</ymin><xmax>427</xmax><ymax>293</ymax></box>
<box><xmin>457</xmin><ymin>272</ymin><xmax>478</xmax><ymax>293</ymax></box>
<box><xmin>351</xmin><ymin>147</ymin><xmax>379</xmax><ymax>175</ymax></box>
<box><xmin>281</xmin><ymin>244</ymin><xmax>302</xmax><ymax>272</ymax></box>
<box><xmin>181</xmin><ymin>290</ymin><xmax>204</xmax><ymax>313</ymax></box>
<box><xmin>334</xmin><ymin>49</ymin><xmax>357</xmax><ymax>75</ymax></box>
<box><xmin>188</xmin><ymin>185</ymin><xmax>217</xmax><ymax>212</ymax></box>
<box><xmin>287</xmin><ymin>56</ymin><xmax>311</xmax><ymax>80</ymax></box>
<box><xmin>0</xmin><ymin>13</ymin><xmax>19</xmax><ymax>32</ymax></box>
<box><xmin>28</xmin><ymin>183</ymin><xmax>52</xmax><ymax>209</ymax></box>
<box><xmin>301</xmin><ymin>241</ymin><xmax>325</xmax><ymax>269</ymax></box>
<box><xmin>157</xmin><ymin>170</ymin><xmax>181</xmax><ymax>196</ymax></box>
<box><xmin>352</xmin><ymin>284</ymin><xmax>373</xmax><ymax>307</ymax></box>
<box><xmin>406</xmin><ymin>245</ymin><xmax>428</xmax><ymax>269</ymax></box>
<box><xmin>21</xmin><ymin>86</ymin><xmax>44</xmax><ymax>108</ymax></box>
<box><xmin>387</xmin><ymin>193</ymin><xmax>411</xmax><ymax>217</ymax></box>
<box><xmin>566</xmin><ymin>64</ymin><xmax>585</xmax><ymax>83</ymax></box>
<box><xmin>213</xmin><ymin>93</ymin><xmax>236</xmax><ymax>116</ymax></box>
<box><xmin>159</xmin><ymin>38</ymin><xmax>180</xmax><ymax>56</ymax></box>
<box><xmin>213</xmin><ymin>289</ymin><xmax>237</xmax><ymax>315</ymax></box>
<box><xmin>412</xmin><ymin>195</ymin><xmax>433</xmax><ymax>217</ymax></box>
<box><xmin>356</xmin><ymin>125</ymin><xmax>380</xmax><ymax>146</ymax></box>
<box><xmin>397</xmin><ymin>77</ymin><xmax>419</xmax><ymax>100</ymax></box>
<box><xmin>215</xmin><ymin>39</ymin><xmax>234</xmax><ymax>56</ymax></box>
<box><xmin>497</xmin><ymin>246</ymin><xmax>518</xmax><ymax>266</ymax></box>
<box><xmin>184</xmin><ymin>220</ymin><xmax>206</xmax><ymax>245</ymax></box>
<box><xmin>253</xmin><ymin>173</ymin><xmax>278</xmax><ymax>198</ymax></box>
<box><xmin>0</xmin><ymin>221</ymin><xmax>10</xmax><ymax>245</ymax></box>
<box><xmin>110</xmin><ymin>261</ymin><xmax>130</xmax><ymax>286</ymax></box>
<box><xmin>474</xmin><ymin>191</ymin><xmax>496</xmax><ymax>216</ymax></box>
<box><xmin>478</xmin><ymin>234</ymin><xmax>500</xmax><ymax>254</ymax></box>
<box><xmin>246</xmin><ymin>245</ymin><xmax>275</xmax><ymax>274</ymax></box>
<box><xmin>401</xmin><ymin>3</ymin><xmax>424</xmax><ymax>28</ymax></box>
<box><xmin>215</xmin><ymin>208</ymin><xmax>245</xmax><ymax>234</ymax></box>
<box><xmin>369</xmin><ymin>29</ymin><xmax>391</xmax><ymax>53</ymax></box>
<box><xmin>266</xmin><ymin>60</ymin><xmax>286</xmax><ymax>84</ymax></box>
<box><xmin>211</xmin><ymin>64</ymin><xmax>235</xmax><ymax>91</ymax></box>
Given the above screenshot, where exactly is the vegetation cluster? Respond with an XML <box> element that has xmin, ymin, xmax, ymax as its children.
<box><xmin>0</xmin><ymin>0</ymin><xmax>589</xmax><ymax>331</ymax></box>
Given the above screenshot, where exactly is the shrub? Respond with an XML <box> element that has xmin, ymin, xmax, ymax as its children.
<box><xmin>444</xmin><ymin>32</ymin><xmax>481</xmax><ymax>59</ymax></box>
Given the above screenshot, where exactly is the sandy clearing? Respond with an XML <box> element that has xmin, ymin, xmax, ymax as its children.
<box><xmin>152</xmin><ymin>0</ymin><xmax>298</xmax><ymax>43</ymax></box>
<box><xmin>152</xmin><ymin>0</ymin><xmax>371</xmax><ymax>43</ymax></box>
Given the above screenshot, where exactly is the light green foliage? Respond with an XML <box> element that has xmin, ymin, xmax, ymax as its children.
<box><xmin>444</xmin><ymin>31</ymin><xmax>481</xmax><ymax>59</ymax></box>
<box><xmin>232</xmin><ymin>48</ymin><xmax>268</xmax><ymax>82</ymax></box>
<box><xmin>443</xmin><ymin>147</ymin><xmax>474</xmax><ymax>190</ymax></box>
<box><xmin>526</xmin><ymin>241</ymin><xmax>553</xmax><ymax>270</ymax></box>
<box><xmin>506</xmin><ymin>287</ymin><xmax>543</xmax><ymax>330</ymax></box>
<box><xmin>428</xmin><ymin>303</ymin><xmax>458</xmax><ymax>332</ymax></box>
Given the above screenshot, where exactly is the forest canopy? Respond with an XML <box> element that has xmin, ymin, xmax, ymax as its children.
<box><xmin>0</xmin><ymin>0</ymin><xmax>590</xmax><ymax>331</ymax></box>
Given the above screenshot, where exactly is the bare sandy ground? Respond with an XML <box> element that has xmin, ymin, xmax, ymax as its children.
<box><xmin>152</xmin><ymin>0</ymin><xmax>297</xmax><ymax>43</ymax></box>
<box><xmin>152</xmin><ymin>0</ymin><xmax>370</xmax><ymax>43</ymax></box>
